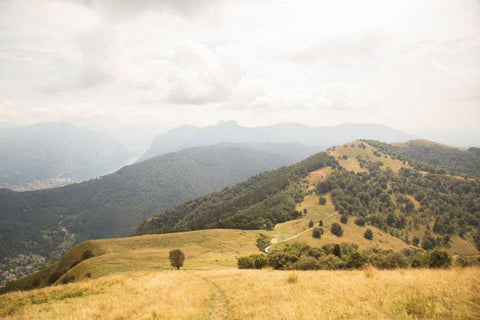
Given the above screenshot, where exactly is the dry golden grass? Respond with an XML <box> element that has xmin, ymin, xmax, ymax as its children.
<box><xmin>328</xmin><ymin>140</ymin><xmax>409</xmax><ymax>173</ymax></box>
<box><xmin>60</xmin><ymin>229</ymin><xmax>261</xmax><ymax>282</ymax></box>
<box><xmin>1</xmin><ymin>271</ymin><xmax>211</xmax><ymax>320</ymax></box>
<box><xmin>3</xmin><ymin>268</ymin><xmax>479</xmax><ymax>320</ymax></box>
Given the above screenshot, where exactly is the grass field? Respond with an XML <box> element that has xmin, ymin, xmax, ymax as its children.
<box><xmin>328</xmin><ymin>140</ymin><xmax>409</xmax><ymax>173</ymax></box>
<box><xmin>2</xmin><ymin>267</ymin><xmax>479</xmax><ymax>319</ymax></box>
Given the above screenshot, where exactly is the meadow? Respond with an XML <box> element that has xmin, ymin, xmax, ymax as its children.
<box><xmin>1</xmin><ymin>267</ymin><xmax>479</xmax><ymax>320</ymax></box>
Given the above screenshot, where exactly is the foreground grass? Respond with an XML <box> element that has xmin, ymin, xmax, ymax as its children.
<box><xmin>2</xmin><ymin>268</ymin><xmax>479</xmax><ymax>319</ymax></box>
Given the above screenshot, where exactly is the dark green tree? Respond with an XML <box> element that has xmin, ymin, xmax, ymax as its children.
<box><xmin>364</xmin><ymin>229</ymin><xmax>373</xmax><ymax>240</ymax></box>
<box><xmin>331</xmin><ymin>223</ymin><xmax>343</xmax><ymax>237</ymax></box>
<box><xmin>169</xmin><ymin>249</ymin><xmax>185</xmax><ymax>270</ymax></box>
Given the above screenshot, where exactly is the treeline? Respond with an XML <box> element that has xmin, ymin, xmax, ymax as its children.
<box><xmin>364</xmin><ymin>140</ymin><xmax>480</xmax><ymax>177</ymax></box>
<box><xmin>316</xmin><ymin>161</ymin><xmax>480</xmax><ymax>248</ymax></box>
<box><xmin>238</xmin><ymin>242</ymin><xmax>477</xmax><ymax>271</ymax></box>
<box><xmin>134</xmin><ymin>152</ymin><xmax>337</xmax><ymax>235</ymax></box>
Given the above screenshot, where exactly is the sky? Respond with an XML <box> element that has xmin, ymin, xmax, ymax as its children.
<box><xmin>0</xmin><ymin>0</ymin><xmax>479</xmax><ymax>145</ymax></box>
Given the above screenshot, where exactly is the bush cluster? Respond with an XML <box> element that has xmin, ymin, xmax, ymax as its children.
<box><xmin>237</xmin><ymin>242</ymin><xmax>460</xmax><ymax>271</ymax></box>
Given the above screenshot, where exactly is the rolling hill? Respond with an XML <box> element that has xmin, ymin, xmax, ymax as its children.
<box><xmin>4</xmin><ymin>139</ymin><xmax>480</xmax><ymax>295</ymax></box>
<box><xmin>0</xmin><ymin>145</ymin><xmax>295</xmax><ymax>265</ymax></box>
<box><xmin>0</xmin><ymin>122</ymin><xmax>130</xmax><ymax>189</ymax></box>
<box><xmin>138</xmin><ymin>121</ymin><xmax>415</xmax><ymax>161</ymax></box>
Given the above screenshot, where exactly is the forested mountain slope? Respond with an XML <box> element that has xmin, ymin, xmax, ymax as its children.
<box><xmin>0</xmin><ymin>146</ymin><xmax>292</xmax><ymax>261</ymax></box>
<box><xmin>0</xmin><ymin>122</ymin><xmax>130</xmax><ymax>188</ymax></box>
<box><xmin>136</xmin><ymin>140</ymin><xmax>480</xmax><ymax>256</ymax></box>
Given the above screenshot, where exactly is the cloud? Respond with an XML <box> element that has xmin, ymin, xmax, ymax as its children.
<box><xmin>287</xmin><ymin>33</ymin><xmax>390</xmax><ymax>64</ymax></box>
<box><xmin>0</xmin><ymin>0</ymin><xmax>478</xmax><ymax>133</ymax></box>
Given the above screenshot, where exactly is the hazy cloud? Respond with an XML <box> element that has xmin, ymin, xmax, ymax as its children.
<box><xmin>0</xmin><ymin>0</ymin><xmax>479</xmax><ymax>133</ymax></box>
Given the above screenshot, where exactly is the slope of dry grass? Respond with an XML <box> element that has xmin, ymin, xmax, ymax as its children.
<box><xmin>2</xmin><ymin>268</ymin><xmax>479</xmax><ymax>320</ymax></box>
<box><xmin>328</xmin><ymin>140</ymin><xmax>409</xmax><ymax>173</ymax></box>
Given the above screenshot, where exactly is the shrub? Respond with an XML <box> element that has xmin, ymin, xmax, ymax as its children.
<box><xmin>346</xmin><ymin>251</ymin><xmax>368</xmax><ymax>269</ymax></box>
<box><xmin>354</xmin><ymin>217</ymin><xmax>366</xmax><ymax>227</ymax></box>
<box><xmin>319</xmin><ymin>197</ymin><xmax>327</xmax><ymax>205</ymax></box>
<box><xmin>454</xmin><ymin>255</ymin><xmax>475</xmax><ymax>267</ymax></box>
<box><xmin>364</xmin><ymin>229</ymin><xmax>373</xmax><ymax>240</ymax></box>
<box><xmin>412</xmin><ymin>236</ymin><xmax>420</xmax><ymax>247</ymax></box>
<box><xmin>426</xmin><ymin>249</ymin><xmax>451</xmax><ymax>268</ymax></box>
<box><xmin>291</xmin><ymin>256</ymin><xmax>321</xmax><ymax>270</ymax></box>
<box><xmin>330</xmin><ymin>223</ymin><xmax>343</xmax><ymax>237</ymax></box>
<box><xmin>317</xmin><ymin>254</ymin><xmax>344</xmax><ymax>270</ymax></box>
<box><xmin>410</xmin><ymin>253</ymin><xmax>425</xmax><ymax>268</ymax></box>
<box><xmin>256</xmin><ymin>234</ymin><xmax>270</xmax><ymax>252</ymax></box>
<box><xmin>238</xmin><ymin>254</ymin><xmax>269</xmax><ymax>269</ymax></box>
<box><xmin>169</xmin><ymin>249</ymin><xmax>185</xmax><ymax>270</ymax></box>
<box><xmin>372</xmin><ymin>252</ymin><xmax>409</xmax><ymax>269</ymax></box>
<box><xmin>421</xmin><ymin>234</ymin><xmax>436</xmax><ymax>250</ymax></box>
<box><xmin>318</xmin><ymin>220</ymin><xmax>323</xmax><ymax>226</ymax></box>
<box><xmin>85</xmin><ymin>272</ymin><xmax>92</xmax><ymax>278</ymax></box>
<box><xmin>340</xmin><ymin>215</ymin><xmax>348</xmax><ymax>224</ymax></box>
<box><xmin>253</xmin><ymin>254</ymin><xmax>269</xmax><ymax>269</ymax></box>
<box><xmin>268</xmin><ymin>251</ymin><xmax>299</xmax><ymax>270</ymax></box>
<box><xmin>306</xmin><ymin>247</ymin><xmax>325</xmax><ymax>259</ymax></box>
<box><xmin>312</xmin><ymin>227</ymin><xmax>323</xmax><ymax>239</ymax></box>
<box><xmin>237</xmin><ymin>256</ymin><xmax>255</xmax><ymax>269</ymax></box>
<box><xmin>81</xmin><ymin>250</ymin><xmax>94</xmax><ymax>261</ymax></box>
<box><xmin>308</xmin><ymin>219</ymin><xmax>314</xmax><ymax>228</ymax></box>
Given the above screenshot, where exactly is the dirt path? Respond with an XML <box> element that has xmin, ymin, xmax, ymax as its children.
<box><xmin>265</xmin><ymin>211</ymin><xmax>338</xmax><ymax>253</ymax></box>
<box><xmin>202</xmin><ymin>277</ymin><xmax>230</xmax><ymax>320</ymax></box>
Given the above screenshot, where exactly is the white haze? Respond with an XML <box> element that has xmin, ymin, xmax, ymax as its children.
<box><xmin>0</xmin><ymin>0</ymin><xmax>479</xmax><ymax>147</ymax></box>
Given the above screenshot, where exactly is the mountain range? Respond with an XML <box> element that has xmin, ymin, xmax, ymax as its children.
<box><xmin>0</xmin><ymin>122</ymin><xmax>130</xmax><ymax>189</ymax></box>
<box><xmin>139</xmin><ymin>121</ymin><xmax>416</xmax><ymax>161</ymax></box>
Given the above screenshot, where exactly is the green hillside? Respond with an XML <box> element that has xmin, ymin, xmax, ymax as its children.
<box><xmin>137</xmin><ymin>140</ymin><xmax>480</xmax><ymax>255</ymax></box>
<box><xmin>134</xmin><ymin>152</ymin><xmax>336</xmax><ymax>234</ymax></box>
<box><xmin>0</xmin><ymin>146</ymin><xmax>291</xmax><ymax>261</ymax></box>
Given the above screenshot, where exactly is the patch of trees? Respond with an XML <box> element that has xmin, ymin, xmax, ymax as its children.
<box><xmin>135</xmin><ymin>152</ymin><xmax>337</xmax><ymax>235</ymax></box>
<box><xmin>237</xmin><ymin>242</ymin><xmax>460</xmax><ymax>270</ymax></box>
<box><xmin>364</xmin><ymin>140</ymin><xmax>480</xmax><ymax>177</ymax></box>
<box><xmin>316</xmin><ymin>159</ymin><xmax>480</xmax><ymax>242</ymax></box>
<box><xmin>256</xmin><ymin>234</ymin><xmax>271</xmax><ymax>252</ymax></box>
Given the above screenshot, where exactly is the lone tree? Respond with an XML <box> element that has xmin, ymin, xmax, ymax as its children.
<box><xmin>364</xmin><ymin>229</ymin><xmax>373</xmax><ymax>240</ymax></box>
<box><xmin>331</xmin><ymin>223</ymin><xmax>343</xmax><ymax>237</ymax></box>
<box><xmin>169</xmin><ymin>249</ymin><xmax>185</xmax><ymax>270</ymax></box>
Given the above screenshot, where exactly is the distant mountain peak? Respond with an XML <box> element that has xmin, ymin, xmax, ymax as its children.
<box><xmin>216</xmin><ymin>120</ymin><xmax>240</xmax><ymax>127</ymax></box>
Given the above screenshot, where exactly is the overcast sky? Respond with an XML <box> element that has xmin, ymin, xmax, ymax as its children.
<box><xmin>0</xmin><ymin>0</ymin><xmax>479</xmax><ymax>140</ymax></box>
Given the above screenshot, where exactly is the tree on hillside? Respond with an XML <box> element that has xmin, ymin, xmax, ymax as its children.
<box><xmin>169</xmin><ymin>249</ymin><xmax>185</xmax><ymax>270</ymax></box>
<box><xmin>312</xmin><ymin>227</ymin><xmax>323</xmax><ymax>239</ymax></box>
<box><xmin>364</xmin><ymin>229</ymin><xmax>373</xmax><ymax>240</ymax></box>
<box><xmin>331</xmin><ymin>223</ymin><xmax>343</xmax><ymax>237</ymax></box>
<box><xmin>308</xmin><ymin>219</ymin><xmax>314</xmax><ymax>228</ymax></box>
